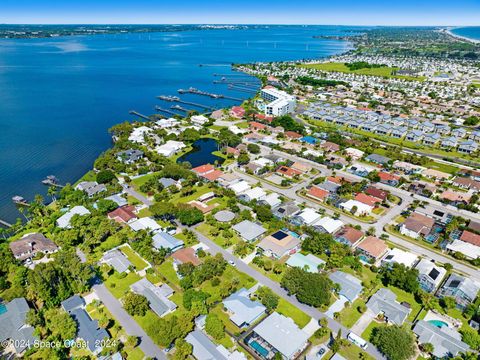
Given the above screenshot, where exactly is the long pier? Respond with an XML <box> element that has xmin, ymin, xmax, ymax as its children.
<box><xmin>171</xmin><ymin>105</ymin><xmax>189</xmax><ymax>113</ymax></box>
<box><xmin>129</xmin><ymin>110</ymin><xmax>151</xmax><ymax>121</ymax></box>
<box><xmin>155</xmin><ymin>106</ymin><xmax>179</xmax><ymax>116</ymax></box>
<box><xmin>177</xmin><ymin>87</ymin><xmax>243</xmax><ymax>102</ymax></box>
<box><xmin>213</xmin><ymin>73</ymin><xmax>252</xmax><ymax>77</ymax></box>
<box><xmin>0</xmin><ymin>219</ymin><xmax>12</xmax><ymax>228</ymax></box>
<box><xmin>157</xmin><ymin>96</ymin><xmax>216</xmax><ymax>111</ymax></box>
<box><xmin>228</xmin><ymin>85</ymin><xmax>258</xmax><ymax>93</ymax></box>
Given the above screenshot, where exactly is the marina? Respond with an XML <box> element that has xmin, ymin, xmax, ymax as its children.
<box><xmin>129</xmin><ymin>110</ymin><xmax>151</xmax><ymax>121</ymax></box>
<box><xmin>177</xmin><ymin>87</ymin><xmax>244</xmax><ymax>101</ymax></box>
<box><xmin>157</xmin><ymin>96</ymin><xmax>216</xmax><ymax>110</ymax></box>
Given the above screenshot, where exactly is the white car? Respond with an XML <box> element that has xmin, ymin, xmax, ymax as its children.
<box><xmin>228</xmin><ymin>260</ymin><xmax>236</xmax><ymax>267</ymax></box>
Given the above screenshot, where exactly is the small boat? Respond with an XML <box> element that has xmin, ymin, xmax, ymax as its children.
<box><xmin>12</xmin><ymin>196</ymin><xmax>29</xmax><ymax>205</ymax></box>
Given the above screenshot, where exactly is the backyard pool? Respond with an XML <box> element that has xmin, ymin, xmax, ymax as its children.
<box><xmin>0</xmin><ymin>303</ymin><xmax>7</xmax><ymax>315</ymax></box>
<box><xmin>428</xmin><ymin>319</ymin><xmax>448</xmax><ymax>328</ymax></box>
<box><xmin>250</xmin><ymin>340</ymin><xmax>269</xmax><ymax>358</ymax></box>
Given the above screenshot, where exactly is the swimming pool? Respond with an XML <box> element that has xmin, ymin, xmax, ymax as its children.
<box><xmin>0</xmin><ymin>303</ymin><xmax>7</xmax><ymax>315</ymax></box>
<box><xmin>250</xmin><ymin>340</ymin><xmax>269</xmax><ymax>358</ymax></box>
<box><xmin>428</xmin><ymin>319</ymin><xmax>448</xmax><ymax>328</ymax></box>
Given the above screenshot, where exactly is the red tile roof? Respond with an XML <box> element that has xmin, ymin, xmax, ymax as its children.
<box><xmin>201</xmin><ymin>169</ymin><xmax>224</xmax><ymax>181</ymax></box>
<box><xmin>249</xmin><ymin>121</ymin><xmax>267</xmax><ymax>130</ymax></box>
<box><xmin>192</xmin><ymin>164</ymin><xmax>215</xmax><ymax>175</ymax></box>
<box><xmin>108</xmin><ymin>205</ymin><xmax>137</xmax><ymax>223</ymax></box>
<box><xmin>460</xmin><ymin>230</ymin><xmax>480</xmax><ymax>247</ymax></box>
<box><xmin>276</xmin><ymin>166</ymin><xmax>302</xmax><ymax>178</ymax></box>
<box><xmin>335</xmin><ymin>226</ymin><xmax>364</xmax><ymax>245</ymax></box>
<box><xmin>172</xmin><ymin>248</ymin><xmax>201</xmax><ymax>266</ymax></box>
<box><xmin>365</xmin><ymin>186</ymin><xmax>388</xmax><ymax>201</ymax></box>
<box><xmin>230</xmin><ymin>106</ymin><xmax>245</xmax><ymax>118</ymax></box>
<box><xmin>354</xmin><ymin>193</ymin><xmax>380</xmax><ymax>207</ymax></box>
<box><xmin>307</xmin><ymin>186</ymin><xmax>329</xmax><ymax>201</ymax></box>
<box><xmin>378</xmin><ymin>172</ymin><xmax>400</xmax><ymax>182</ymax></box>
<box><xmin>284</xmin><ymin>131</ymin><xmax>302</xmax><ymax>139</ymax></box>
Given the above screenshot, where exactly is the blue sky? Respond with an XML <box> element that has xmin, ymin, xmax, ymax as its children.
<box><xmin>1</xmin><ymin>0</ymin><xmax>479</xmax><ymax>26</ymax></box>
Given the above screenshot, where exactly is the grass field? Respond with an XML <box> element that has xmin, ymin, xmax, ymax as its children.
<box><xmin>120</xmin><ymin>245</ymin><xmax>148</xmax><ymax>270</ymax></box>
<box><xmin>300</xmin><ymin>62</ymin><xmax>424</xmax><ymax>81</ymax></box>
<box><xmin>104</xmin><ymin>271</ymin><xmax>142</xmax><ymax>299</ymax></box>
<box><xmin>157</xmin><ymin>258</ymin><xmax>180</xmax><ymax>287</ymax></box>
<box><xmin>337</xmin><ymin>298</ymin><xmax>367</xmax><ymax>328</ymax></box>
<box><xmin>196</xmin><ymin>222</ymin><xmax>242</xmax><ymax>248</ymax></box>
<box><xmin>276</xmin><ymin>298</ymin><xmax>311</xmax><ymax>328</ymax></box>
<box><xmin>361</xmin><ymin>321</ymin><xmax>380</xmax><ymax>341</ymax></box>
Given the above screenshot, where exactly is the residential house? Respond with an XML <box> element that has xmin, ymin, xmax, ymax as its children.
<box><xmin>171</xmin><ymin>248</ymin><xmax>201</xmax><ymax>266</ymax></box>
<box><xmin>56</xmin><ymin>205</ymin><xmax>91</xmax><ymax>229</ymax></box>
<box><xmin>190</xmin><ymin>115</ymin><xmax>209</xmax><ymax>126</ymax></box>
<box><xmin>276</xmin><ymin>166</ymin><xmax>302</xmax><ymax>179</ymax></box>
<box><xmin>285</xmin><ymin>131</ymin><xmax>303</xmax><ymax>140</ymax></box>
<box><xmin>306</xmin><ymin>186</ymin><xmax>329</xmax><ymax>202</ymax></box>
<box><xmin>290</xmin><ymin>208</ymin><xmax>321</xmax><ymax>226</ymax></box>
<box><xmin>406</xmin><ymin>130</ymin><xmax>424</xmax><ymax>142</ymax></box>
<box><xmin>128</xmin><ymin>217</ymin><xmax>161</xmax><ymax>232</ymax></box>
<box><xmin>458</xmin><ymin>140</ymin><xmax>478</xmax><ymax>154</ymax></box>
<box><xmin>365</xmin><ymin>186</ymin><xmax>388</xmax><ymax>202</ymax></box>
<box><xmin>0</xmin><ymin>298</ymin><xmax>36</xmax><ymax>355</ymax></box>
<box><xmin>232</xmin><ymin>220</ymin><xmax>267</xmax><ymax>242</ymax></box>
<box><xmin>378</xmin><ymin>172</ymin><xmax>400</xmax><ymax>187</ymax></box>
<box><xmin>413</xmin><ymin>320</ymin><xmax>470</xmax><ymax>358</ymax></box>
<box><xmin>441</xmin><ymin>136</ymin><xmax>458</xmax><ymax>149</ymax></box>
<box><xmin>152</xmin><ymin>232</ymin><xmax>184</xmax><ymax>252</ymax></box>
<box><xmin>9</xmin><ymin>233</ymin><xmax>58</xmax><ymax>262</ymax></box>
<box><xmin>365</xmin><ymin>153</ymin><xmax>391</xmax><ymax>166</ymax></box>
<box><xmin>366</xmin><ymin>288</ymin><xmax>411</xmax><ymax>325</ymax></box>
<box><xmin>186</xmin><ymin>329</ymin><xmax>246</xmax><ymax>360</ymax></box>
<box><xmin>75</xmin><ymin>181</ymin><xmax>107</xmax><ymax>198</ymax></box>
<box><xmin>355</xmin><ymin>236</ymin><xmax>389</xmax><ymax>264</ymax></box>
<box><xmin>130</xmin><ymin>278</ymin><xmax>177</xmax><ymax>317</ymax></box>
<box><xmin>415</xmin><ymin>259</ymin><xmax>447</xmax><ymax>293</ymax></box>
<box><xmin>222</xmin><ymin>288</ymin><xmax>266</xmax><ymax>328</ymax></box>
<box><xmin>441</xmin><ymin>190</ymin><xmax>471</xmax><ymax>205</ymax></box>
<box><xmin>61</xmin><ymin>295</ymin><xmax>110</xmax><ymax>354</ymax></box>
<box><xmin>340</xmin><ymin>200</ymin><xmax>373</xmax><ymax>216</ymax></box>
<box><xmin>335</xmin><ymin>226</ymin><xmax>364</xmax><ymax>247</ymax></box>
<box><xmin>230</xmin><ymin>106</ymin><xmax>245</xmax><ymax>119</ymax></box>
<box><xmin>258</xmin><ymin>193</ymin><xmax>282</xmax><ymax>208</ymax></box>
<box><xmin>249</xmin><ymin>312</ymin><xmax>309</xmax><ymax>360</ymax></box>
<box><xmin>128</xmin><ymin>126</ymin><xmax>152</xmax><ymax>144</ymax></box>
<box><xmin>107</xmin><ymin>205</ymin><xmax>137</xmax><ymax>224</ymax></box>
<box><xmin>116</xmin><ymin>149</ymin><xmax>144</xmax><ymax>164</ymax></box>
<box><xmin>272</xmin><ymin>201</ymin><xmax>300</xmax><ymax>219</ymax></box>
<box><xmin>313</xmin><ymin>217</ymin><xmax>344</xmax><ymax>234</ymax></box>
<box><xmin>258</xmin><ymin>230</ymin><xmax>301</xmax><ymax>259</ymax></box>
<box><xmin>291</xmin><ymin>161</ymin><xmax>312</xmax><ymax>174</ymax></box>
<box><xmin>101</xmin><ymin>249</ymin><xmax>132</xmax><ymax>274</ymax></box>
<box><xmin>238</xmin><ymin>187</ymin><xmax>267</xmax><ymax>202</ymax></box>
<box><xmin>156</xmin><ymin>140</ymin><xmax>186</xmax><ymax>157</ymax></box>
<box><xmin>329</xmin><ymin>271</ymin><xmax>363</xmax><ymax>303</ymax></box>
<box><xmin>382</xmin><ymin>248</ymin><xmax>418</xmax><ymax>268</ymax></box>
<box><xmin>437</xmin><ymin>274</ymin><xmax>480</xmax><ymax>309</ymax></box>
<box><xmin>354</xmin><ymin>193</ymin><xmax>381</xmax><ymax>207</ymax></box>
<box><xmin>344</xmin><ymin>148</ymin><xmax>364</xmax><ymax>160</ymax></box>
<box><xmin>399</xmin><ymin>212</ymin><xmax>435</xmax><ymax>239</ymax></box>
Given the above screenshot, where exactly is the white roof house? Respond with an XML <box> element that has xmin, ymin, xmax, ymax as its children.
<box><xmin>291</xmin><ymin>208</ymin><xmax>321</xmax><ymax>226</ymax></box>
<box><xmin>252</xmin><ymin>157</ymin><xmax>274</xmax><ymax>168</ymax></box>
<box><xmin>415</xmin><ymin>259</ymin><xmax>447</xmax><ymax>293</ymax></box>
<box><xmin>128</xmin><ymin>126</ymin><xmax>152</xmax><ymax>143</ymax></box>
<box><xmin>190</xmin><ymin>115</ymin><xmax>209</xmax><ymax>125</ymax></box>
<box><xmin>313</xmin><ymin>217</ymin><xmax>344</xmax><ymax>234</ymax></box>
<box><xmin>382</xmin><ymin>248</ymin><xmax>418</xmax><ymax>268</ymax></box>
<box><xmin>447</xmin><ymin>240</ymin><xmax>480</xmax><ymax>259</ymax></box>
<box><xmin>339</xmin><ymin>200</ymin><xmax>373</xmax><ymax>216</ymax></box>
<box><xmin>56</xmin><ymin>206</ymin><xmax>91</xmax><ymax>229</ymax></box>
<box><xmin>232</xmin><ymin>220</ymin><xmax>267</xmax><ymax>242</ymax></box>
<box><xmin>344</xmin><ymin>147</ymin><xmax>364</xmax><ymax>160</ymax></box>
<box><xmin>228</xmin><ymin>180</ymin><xmax>251</xmax><ymax>195</ymax></box>
<box><xmin>252</xmin><ymin>312</ymin><xmax>309</xmax><ymax>360</ymax></box>
<box><xmin>259</xmin><ymin>193</ymin><xmax>282</xmax><ymax>208</ymax></box>
<box><xmin>128</xmin><ymin>217</ymin><xmax>162</xmax><ymax>232</ymax></box>
<box><xmin>223</xmin><ymin>288</ymin><xmax>266</xmax><ymax>328</ymax></box>
<box><xmin>155</xmin><ymin>140</ymin><xmax>186</xmax><ymax>157</ymax></box>
<box><xmin>238</xmin><ymin>187</ymin><xmax>267</xmax><ymax>202</ymax></box>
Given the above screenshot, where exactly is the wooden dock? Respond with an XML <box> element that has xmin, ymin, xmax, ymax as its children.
<box><xmin>0</xmin><ymin>219</ymin><xmax>12</xmax><ymax>228</ymax></box>
<box><xmin>129</xmin><ymin>110</ymin><xmax>151</xmax><ymax>121</ymax></box>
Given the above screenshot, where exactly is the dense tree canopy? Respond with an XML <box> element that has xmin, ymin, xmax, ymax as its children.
<box><xmin>123</xmin><ymin>292</ymin><xmax>150</xmax><ymax>316</ymax></box>
<box><xmin>281</xmin><ymin>267</ymin><xmax>332</xmax><ymax>307</ymax></box>
<box><xmin>371</xmin><ymin>325</ymin><xmax>416</xmax><ymax>360</ymax></box>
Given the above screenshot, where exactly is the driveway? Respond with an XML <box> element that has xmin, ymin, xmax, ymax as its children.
<box><xmin>351</xmin><ymin>309</ymin><xmax>376</xmax><ymax>336</ymax></box>
<box><xmin>93</xmin><ymin>284</ymin><xmax>166</xmax><ymax>360</ymax></box>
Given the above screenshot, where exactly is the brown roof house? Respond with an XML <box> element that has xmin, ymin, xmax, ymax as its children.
<box><xmin>335</xmin><ymin>226</ymin><xmax>364</xmax><ymax>247</ymax></box>
<box><xmin>355</xmin><ymin>236</ymin><xmax>388</xmax><ymax>264</ymax></box>
<box><xmin>10</xmin><ymin>233</ymin><xmax>59</xmax><ymax>262</ymax></box>
<box><xmin>399</xmin><ymin>212</ymin><xmax>435</xmax><ymax>240</ymax></box>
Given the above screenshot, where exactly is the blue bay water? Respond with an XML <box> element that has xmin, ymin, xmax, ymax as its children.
<box><xmin>451</xmin><ymin>27</ymin><xmax>480</xmax><ymax>41</ymax></box>
<box><xmin>0</xmin><ymin>26</ymin><xmax>356</xmax><ymax>223</ymax></box>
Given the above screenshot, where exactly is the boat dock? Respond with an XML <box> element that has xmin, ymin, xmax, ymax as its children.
<box><xmin>213</xmin><ymin>73</ymin><xmax>252</xmax><ymax>77</ymax></box>
<box><xmin>12</xmin><ymin>196</ymin><xmax>29</xmax><ymax>206</ymax></box>
<box><xmin>177</xmin><ymin>87</ymin><xmax>243</xmax><ymax>101</ymax></box>
<box><xmin>171</xmin><ymin>105</ymin><xmax>189</xmax><ymax>113</ymax></box>
<box><xmin>157</xmin><ymin>96</ymin><xmax>216</xmax><ymax>110</ymax></box>
<box><xmin>228</xmin><ymin>84</ymin><xmax>258</xmax><ymax>93</ymax></box>
<box><xmin>155</xmin><ymin>106</ymin><xmax>179</xmax><ymax>116</ymax></box>
<box><xmin>0</xmin><ymin>219</ymin><xmax>12</xmax><ymax>228</ymax></box>
<box><xmin>129</xmin><ymin>110</ymin><xmax>151</xmax><ymax>121</ymax></box>
<box><xmin>41</xmin><ymin>175</ymin><xmax>64</xmax><ymax>188</ymax></box>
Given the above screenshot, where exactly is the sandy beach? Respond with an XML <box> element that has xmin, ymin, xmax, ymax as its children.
<box><xmin>444</xmin><ymin>28</ymin><xmax>480</xmax><ymax>44</ymax></box>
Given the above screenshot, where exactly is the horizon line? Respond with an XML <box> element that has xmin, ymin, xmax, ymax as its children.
<box><xmin>0</xmin><ymin>23</ymin><xmax>478</xmax><ymax>27</ymax></box>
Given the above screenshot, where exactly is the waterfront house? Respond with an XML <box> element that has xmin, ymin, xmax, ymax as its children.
<box><xmin>9</xmin><ymin>233</ymin><xmax>58</xmax><ymax>262</ymax></box>
<box><xmin>116</xmin><ymin>149</ymin><xmax>144</xmax><ymax>164</ymax></box>
<box><xmin>230</xmin><ymin>106</ymin><xmax>245</xmax><ymax>119</ymax></box>
<box><xmin>56</xmin><ymin>205</ymin><xmax>91</xmax><ymax>229</ymax></box>
<box><xmin>75</xmin><ymin>181</ymin><xmax>107</xmax><ymax>198</ymax></box>
<box><xmin>128</xmin><ymin>126</ymin><xmax>152</xmax><ymax>144</ymax></box>
<box><xmin>190</xmin><ymin>115</ymin><xmax>209</xmax><ymax>126</ymax></box>
<box><xmin>155</xmin><ymin>140</ymin><xmax>186</xmax><ymax>157</ymax></box>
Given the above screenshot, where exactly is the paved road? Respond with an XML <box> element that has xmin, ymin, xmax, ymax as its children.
<box><xmin>122</xmin><ymin>185</ymin><xmax>154</xmax><ymax>206</ymax></box>
<box><xmin>93</xmin><ymin>284</ymin><xmax>166</xmax><ymax>360</ymax></box>
<box><xmin>249</xmin><ymin>143</ymin><xmax>480</xmax><ymax>280</ymax></box>
<box><xmin>191</xmin><ymin>228</ymin><xmax>385</xmax><ymax>359</ymax></box>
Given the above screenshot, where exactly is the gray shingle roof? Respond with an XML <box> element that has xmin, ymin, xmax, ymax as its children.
<box><xmin>0</xmin><ymin>298</ymin><xmax>36</xmax><ymax>353</ymax></box>
<box><xmin>328</xmin><ymin>271</ymin><xmax>363</xmax><ymax>302</ymax></box>
<box><xmin>222</xmin><ymin>288</ymin><xmax>266</xmax><ymax>327</ymax></box>
<box><xmin>130</xmin><ymin>278</ymin><xmax>176</xmax><ymax>317</ymax></box>
<box><xmin>186</xmin><ymin>329</ymin><xmax>228</xmax><ymax>360</ymax></box>
<box><xmin>152</xmin><ymin>232</ymin><xmax>184</xmax><ymax>251</ymax></box>
<box><xmin>232</xmin><ymin>220</ymin><xmax>267</xmax><ymax>241</ymax></box>
<box><xmin>366</xmin><ymin>288</ymin><xmax>411</xmax><ymax>325</ymax></box>
<box><xmin>413</xmin><ymin>320</ymin><xmax>470</xmax><ymax>358</ymax></box>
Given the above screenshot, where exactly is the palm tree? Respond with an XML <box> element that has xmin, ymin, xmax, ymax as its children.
<box><xmin>47</xmin><ymin>186</ymin><xmax>57</xmax><ymax>202</ymax></box>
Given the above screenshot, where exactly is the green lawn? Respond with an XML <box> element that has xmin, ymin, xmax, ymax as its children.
<box><xmin>361</xmin><ymin>321</ymin><xmax>380</xmax><ymax>341</ymax></box>
<box><xmin>208</xmin><ymin>125</ymin><xmax>227</xmax><ymax>131</ymax></box>
<box><xmin>157</xmin><ymin>258</ymin><xmax>180</xmax><ymax>287</ymax></box>
<box><xmin>120</xmin><ymin>245</ymin><xmax>148</xmax><ymax>270</ymax></box>
<box><xmin>337</xmin><ymin>298</ymin><xmax>367</xmax><ymax>328</ymax></box>
<box><xmin>211</xmin><ymin>304</ymin><xmax>244</xmax><ymax>335</ymax></box>
<box><xmin>425</xmin><ymin>160</ymin><xmax>460</xmax><ymax>175</ymax></box>
<box><xmin>137</xmin><ymin>207</ymin><xmax>152</xmax><ymax>217</ymax></box>
<box><xmin>339</xmin><ymin>344</ymin><xmax>375</xmax><ymax>360</ymax></box>
<box><xmin>131</xmin><ymin>172</ymin><xmax>161</xmax><ymax>192</ymax></box>
<box><xmin>276</xmin><ymin>298</ymin><xmax>311</xmax><ymax>328</ymax></box>
<box><xmin>146</xmin><ymin>270</ymin><xmax>163</xmax><ymax>285</ymax></box>
<box><xmin>196</xmin><ymin>222</ymin><xmax>242</xmax><ymax>248</ymax></box>
<box><xmin>300</xmin><ymin>62</ymin><xmax>424</xmax><ymax>81</ymax></box>
<box><xmin>170</xmin><ymin>185</ymin><xmax>213</xmax><ymax>204</ymax></box>
<box><xmin>236</xmin><ymin>121</ymin><xmax>250</xmax><ymax>129</ymax></box>
<box><xmin>201</xmin><ymin>266</ymin><xmax>256</xmax><ymax>304</ymax></box>
<box><xmin>104</xmin><ymin>271</ymin><xmax>142</xmax><ymax>299</ymax></box>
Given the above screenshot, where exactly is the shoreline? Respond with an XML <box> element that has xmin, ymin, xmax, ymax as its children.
<box><xmin>443</xmin><ymin>27</ymin><xmax>480</xmax><ymax>45</ymax></box>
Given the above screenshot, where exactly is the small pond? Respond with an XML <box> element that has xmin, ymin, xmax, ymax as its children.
<box><xmin>177</xmin><ymin>138</ymin><xmax>224</xmax><ymax>168</ymax></box>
